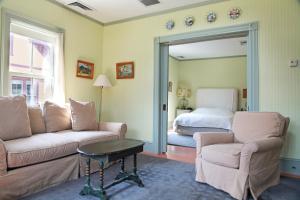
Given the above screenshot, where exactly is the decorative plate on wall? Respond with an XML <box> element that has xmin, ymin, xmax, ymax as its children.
<box><xmin>184</xmin><ymin>16</ymin><xmax>195</xmax><ymax>27</ymax></box>
<box><xmin>207</xmin><ymin>12</ymin><xmax>217</xmax><ymax>23</ymax></box>
<box><xmin>165</xmin><ymin>20</ymin><xmax>175</xmax><ymax>30</ymax></box>
<box><xmin>228</xmin><ymin>8</ymin><xmax>241</xmax><ymax>20</ymax></box>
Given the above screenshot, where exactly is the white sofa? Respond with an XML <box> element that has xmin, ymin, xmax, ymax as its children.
<box><xmin>0</xmin><ymin>98</ymin><xmax>127</xmax><ymax>200</ymax></box>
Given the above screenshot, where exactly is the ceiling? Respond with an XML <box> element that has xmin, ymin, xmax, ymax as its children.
<box><xmin>53</xmin><ymin>0</ymin><xmax>225</xmax><ymax>24</ymax></box>
<box><xmin>169</xmin><ymin>37</ymin><xmax>247</xmax><ymax>60</ymax></box>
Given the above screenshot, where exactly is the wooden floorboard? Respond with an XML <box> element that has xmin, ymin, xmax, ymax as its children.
<box><xmin>143</xmin><ymin>145</ymin><xmax>196</xmax><ymax>164</ymax></box>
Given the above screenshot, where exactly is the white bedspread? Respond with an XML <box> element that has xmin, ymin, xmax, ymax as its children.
<box><xmin>173</xmin><ymin>107</ymin><xmax>234</xmax><ymax>130</ymax></box>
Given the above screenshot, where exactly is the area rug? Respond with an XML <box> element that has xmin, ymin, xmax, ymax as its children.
<box><xmin>23</xmin><ymin>155</ymin><xmax>300</xmax><ymax>200</ymax></box>
<box><xmin>168</xmin><ymin>131</ymin><xmax>196</xmax><ymax>148</ymax></box>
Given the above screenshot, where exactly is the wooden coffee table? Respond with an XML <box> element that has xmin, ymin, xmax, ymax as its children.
<box><xmin>77</xmin><ymin>139</ymin><xmax>145</xmax><ymax>200</ymax></box>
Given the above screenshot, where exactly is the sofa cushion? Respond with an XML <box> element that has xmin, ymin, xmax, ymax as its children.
<box><xmin>44</xmin><ymin>101</ymin><xmax>72</xmax><ymax>132</ymax></box>
<box><xmin>232</xmin><ymin>112</ymin><xmax>285</xmax><ymax>143</ymax></box>
<box><xmin>201</xmin><ymin>143</ymin><xmax>243</xmax><ymax>169</ymax></box>
<box><xmin>0</xmin><ymin>96</ymin><xmax>32</xmax><ymax>141</ymax></box>
<box><xmin>69</xmin><ymin>99</ymin><xmax>98</xmax><ymax>131</ymax></box>
<box><xmin>56</xmin><ymin>130</ymin><xmax>119</xmax><ymax>146</ymax></box>
<box><xmin>5</xmin><ymin>133</ymin><xmax>78</xmax><ymax>168</ymax></box>
<box><xmin>28</xmin><ymin>106</ymin><xmax>46</xmax><ymax>134</ymax></box>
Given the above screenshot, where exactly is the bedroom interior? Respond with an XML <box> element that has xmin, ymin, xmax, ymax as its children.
<box><xmin>167</xmin><ymin>37</ymin><xmax>247</xmax><ymax>148</ymax></box>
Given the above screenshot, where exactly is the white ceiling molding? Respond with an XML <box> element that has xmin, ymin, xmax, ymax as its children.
<box><xmin>169</xmin><ymin>37</ymin><xmax>247</xmax><ymax>60</ymax></box>
<box><xmin>49</xmin><ymin>0</ymin><xmax>228</xmax><ymax>25</ymax></box>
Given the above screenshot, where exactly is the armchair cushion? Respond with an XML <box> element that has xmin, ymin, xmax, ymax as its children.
<box><xmin>232</xmin><ymin>112</ymin><xmax>285</xmax><ymax>143</ymax></box>
<box><xmin>202</xmin><ymin>143</ymin><xmax>243</xmax><ymax>169</ymax></box>
<box><xmin>193</xmin><ymin>132</ymin><xmax>234</xmax><ymax>155</ymax></box>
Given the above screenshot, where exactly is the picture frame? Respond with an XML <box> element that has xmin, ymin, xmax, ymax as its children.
<box><xmin>168</xmin><ymin>81</ymin><xmax>173</xmax><ymax>92</ymax></box>
<box><xmin>76</xmin><ymin>60</ymin><xmax>94</xmax><ymax>79</ymax></box>
<box><xmin>116</xmin><ymin>61</ymin><xmax>134</xmax><ymax>79</ymax></box>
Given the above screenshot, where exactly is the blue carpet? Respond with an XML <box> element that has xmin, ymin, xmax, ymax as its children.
<box><xmin>168</xmin><ymin>131</ymin><xmax>196</xmax><ymax>148</ymax></box>
<box><xmin>23</xmin><ymin>155</ymin><xmax>300</xmax><ymax>200</ymax></box>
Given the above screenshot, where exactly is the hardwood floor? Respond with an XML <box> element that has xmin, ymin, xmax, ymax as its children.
<box><xmin>143</xmin><ymin>145</ymin><xmax>196</xmax><ymax>164</ymax></box>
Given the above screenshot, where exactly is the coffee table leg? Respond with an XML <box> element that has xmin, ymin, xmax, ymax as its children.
<box><xmin>121</xmin><ymin>157</ymin><xmax>125</xmax><ymax>173</ymax></box>
<box><xmin>98</xmin><ymin>161</ymin><xmax>107</xmax><ymax>200</ymax></box>
<box><xmin>80</xmin><ymin>158</ymin><xmax>91</xmax><ymax>195</ymax></box>
<box><xmin>131</xmin><ymin>153</ymin><xmax>144</xmax><ymax>187</ymax></box>
<box><xmin>115</xmin><ymin>157</ymin><xmax>126</xmax><ymax>180</ymax></box>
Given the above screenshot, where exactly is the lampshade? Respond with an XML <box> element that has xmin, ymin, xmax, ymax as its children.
<box><xmin>93</xmin><ymin>74</ymin><xmax>112</xmax><ymax>88</ymax></box>
<box><xmin>177</xmin><ymin>88</ymin><xmax>191</xmax><ymax>98</ymax></box>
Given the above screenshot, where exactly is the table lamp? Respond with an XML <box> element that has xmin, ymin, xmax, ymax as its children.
<box><xmin>177</xmin><ymin>88</ymin><xmax>191</xmax><ymax>109</ymax></box>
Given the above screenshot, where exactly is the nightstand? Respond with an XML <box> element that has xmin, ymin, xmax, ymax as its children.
<box><xmin>176</xmin><ymin>109</ymin><xmax>192</xmax><ymax>117</ymax></box>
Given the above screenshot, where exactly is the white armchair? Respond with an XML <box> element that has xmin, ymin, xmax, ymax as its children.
<box><xmin>194</xmin><ymin>112</ymin><xmax>289</xmax><ymax>200</ymax></box>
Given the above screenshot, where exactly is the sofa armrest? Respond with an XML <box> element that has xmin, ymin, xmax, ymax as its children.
<box><xmin>193</xmin><ymin>132</ymin><xmax>234</xmax><ymax>155</ymax></box>
<box><xmin>0</xmin><ymin>138</ymin><xmax>7</xmax><ymax>176</ymax></box>
<box><xmin>240</xmin><ymin>137</ymin><xmax>283</xmax><ymax>172</ymax></box>
<box><xmin>99</xmin><ymin>122</ymin><xmax>127</xmax><ymax>139</ymax></box>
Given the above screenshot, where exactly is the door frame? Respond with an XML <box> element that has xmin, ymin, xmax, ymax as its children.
<box><xmin>152</xmin><ymin>22</ymin><xmax>259</xmax><ymax>153</ymax></box>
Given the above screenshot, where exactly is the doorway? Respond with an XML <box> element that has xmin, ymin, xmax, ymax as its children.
<box><xmin>168</xmin><ymin>37</ymin><xmax>247</xmax><ymax>148</ymax></box>
<box><xmin>153</xmin><ymin>23</ymin><xmax>258</xmax><ymax>153</ymax></box>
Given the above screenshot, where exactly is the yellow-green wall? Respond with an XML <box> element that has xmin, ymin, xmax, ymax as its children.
<box><xmin>168</xmin><ymin>57</ymin><xmax>179</xmax><ymax>127</ymax></box>
<box><xmin>178</xmin><ymin>56</ymin><xmax>247</xmax><ymax>110</ymax></box>
<box><xmin>0</xmin><ymin>0</ymin><xmax>103</xmax><ymax>105</ymax></box>
<box><xmin>102</xmin><ymin>0</ymin><xmax>300</xmax><ymax>159</ymax></box>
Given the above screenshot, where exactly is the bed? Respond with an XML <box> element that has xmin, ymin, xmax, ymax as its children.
<box><xmin>173</xmin><ymin>88</ymin><xmax>238</xmax><ymax>136</ymax></box>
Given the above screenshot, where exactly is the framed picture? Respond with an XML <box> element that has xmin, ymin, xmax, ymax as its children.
<box><xmin>116</xmin><ymin>61</ymin><xmax>134</xmax><ymax>79</ymax></box>
<box><xmin>76</xmin><ymin>60</ymin><xmax>94</xmax><ymax>79</ymax></box>
<box><xmin>168</xmin><ymin>81</ymin><xmax>173</xmax><ymax>92</ymax></box>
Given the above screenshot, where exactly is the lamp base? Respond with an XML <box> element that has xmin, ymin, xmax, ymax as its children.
<box><xmin>179</xmin><ymin>98</ymin><xmax>189</xmax><ymax>109</ymax></box>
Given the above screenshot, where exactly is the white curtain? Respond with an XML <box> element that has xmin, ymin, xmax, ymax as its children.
<box><xmin>52</xmin><ymin>32</ymin><xmax>65</xmax><ymax>104</ymax></box>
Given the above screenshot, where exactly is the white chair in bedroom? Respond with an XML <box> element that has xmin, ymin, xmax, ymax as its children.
<box><xmin>193</xmin><ymin>112</ymin><xmax>289</xmax><ymax>200</ymax></box>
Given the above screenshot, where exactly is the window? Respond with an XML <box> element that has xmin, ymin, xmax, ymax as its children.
<box><xmin>11</xmin><ymin>80</ymin><xmax>23</xmax><ymax>96</ymax></box>
<box><xmin>3</xmin><ymin>17</ymin><xmax>65</xmax><ymax>105</ymax></box>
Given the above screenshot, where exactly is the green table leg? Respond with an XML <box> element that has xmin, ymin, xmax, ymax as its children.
<box><xmin>97</xmin><ymin>161</ymin><xmax>107</xmax><ymax>200</ymax></box>
<box><xmin>115</xmin><ymin>157</ymin><xmax>126</xmax><ymax>180</ymax></box>
<box><xmin>113</xmin><ymin>154</ymin><xmax>144</xmax><ymax>187</ymax></box>
<box><xmin>132</xmin><ymin>153</ymin><xmax>144</xmax><ymax>187</ymax></box>
<box><xmin>80</xmin><ymin>158</ymin><xmax>92</xmax><ymax>195</ymax></box>
<box><xmin>80</xmin><ymin>159</ymin><xmax>108</xmax><ymax>200</ymax></box>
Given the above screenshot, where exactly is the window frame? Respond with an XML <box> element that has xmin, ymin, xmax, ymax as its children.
<box><xmin>1</xmin><ymin>9</ymin><xmax>64</xmax><ymax>100</ymax></box>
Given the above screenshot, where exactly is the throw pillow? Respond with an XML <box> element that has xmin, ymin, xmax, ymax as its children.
<box><xmin>69</xmin><ymin>98</ymin><xmax>98</xmax><ymax>131</ymax></box>
<box><xmin>28</xmin><ymin>106</ymin><xmax>46</xmax><ymax>134</ymax></box>
<box><xmin>0</xmin><ymin>96</ymin><xmax>32</xmax><ymax>141</ymax></box>
<box><xmin>44</xmin><ymin>101</ymin><xmax>72</xmax><ymax>132</ymax></box>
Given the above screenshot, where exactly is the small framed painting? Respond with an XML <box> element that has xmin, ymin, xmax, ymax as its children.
<box><xmin>168</xmin><ymin>81</ymin><xmax>173</xmax><ymax>92</ymax></box>
<box><xmin>116</xmin><ymin>61</ymin><xmax>134</xmax><ymax>79</ymax></box>
<box><xmin>76</xmin><ymin>60</ymin><xmax>94</xmax><ymax>79</ymax></box>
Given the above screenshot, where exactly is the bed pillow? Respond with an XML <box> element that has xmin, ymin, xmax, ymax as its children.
<box><xmin>28</xmin><ymin>106</ymin><xmax>46</xmax><ymax>134</ymax></box>
<box><xmin>69</xmin><ymin>98</ymin><xmax>98</xmax><ymax>131</ymax></box>
<box><xmin>44</xmin><ymin>101</ymin><xmax>72</xmax><ymax>132</ymax></box>
<box><xmin>0</xmin><ymin>96</ymin><xmax>32</xmax><ymax>141</ymax></box>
